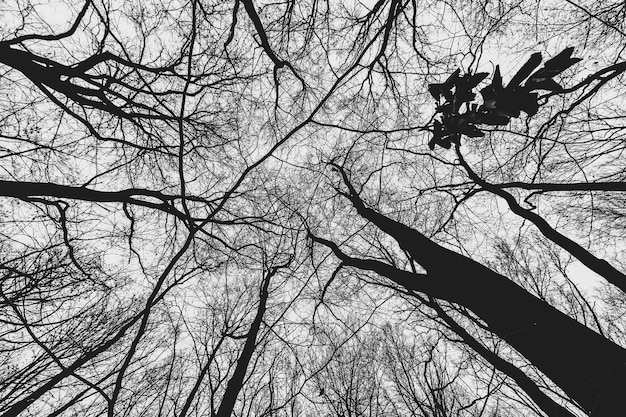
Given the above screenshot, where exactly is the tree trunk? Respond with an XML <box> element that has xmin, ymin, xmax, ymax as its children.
<box><xmin>328</xmin><ymin>174</ymin><xmax>626</xmax><ymax>416</ymax></box>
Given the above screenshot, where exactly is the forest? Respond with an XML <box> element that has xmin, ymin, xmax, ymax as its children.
<box><xmin>1</xmin><ymin>0</ymin><xmax>626</xmax><ymax>416</ymax></box>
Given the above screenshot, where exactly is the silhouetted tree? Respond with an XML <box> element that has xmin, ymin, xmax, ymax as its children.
<box><xmin>2</xmin><ymin>1</ymin><xmax>626</xmax><ymax>417</ymax></box>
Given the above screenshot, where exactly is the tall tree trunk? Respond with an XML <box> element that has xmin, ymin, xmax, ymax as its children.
<box><xmin>318</xmin><ymin>168</ymin><xmax>626</xmax><ymax>416</ymax></box>
<box><xmin>215</xmin><ymin>266</ymin><xmax>277</xmax><ymax>417</ymax></box>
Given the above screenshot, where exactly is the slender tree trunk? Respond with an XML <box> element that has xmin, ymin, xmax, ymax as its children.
<box><xmin>215</xmin><ymin>266</ymin><xmax>275</xmax><ymax>417</ymax></box>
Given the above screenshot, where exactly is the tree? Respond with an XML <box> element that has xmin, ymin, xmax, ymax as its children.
<box><xmin>1</xmin><ymin>1</ymin><xmax>626</xmax><ymax>416</ymax></box>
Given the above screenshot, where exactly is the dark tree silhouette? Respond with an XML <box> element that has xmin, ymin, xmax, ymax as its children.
<box><xmin>2</xmin><ymin>1</ymin><xmax>626</xmax><ymax>417</ymax></box>
<box><xmin>310</xmin><ymin>163</ymin><xmax>626</xmax><ymax>415</ymax></box>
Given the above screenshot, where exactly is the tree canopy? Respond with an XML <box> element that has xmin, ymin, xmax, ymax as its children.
<box><xmin>1</xmin><ymin>1</ymin><xmax>626</xmax><ymax>416</ymax></box>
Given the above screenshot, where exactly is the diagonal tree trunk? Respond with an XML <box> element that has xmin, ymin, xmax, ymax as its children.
<box><xmin>313</xmin><ymin>166</ymin><xmax>626</xmax><ymax>416</ymax></box>
<box><xmin>215</xmin><ymin>261</ymin><xmax>288</xmax><ymax>417</ymax></box>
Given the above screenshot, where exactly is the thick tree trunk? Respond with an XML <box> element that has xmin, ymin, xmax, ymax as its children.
<box><xmin>327</xmin><ymin>173</ymin><xmax>626</xmax><ymax>416</ymax></box>
<box><xmin>430</xmin><ymin>301</ymin><xmax>578</xmax><ymax>417</ymax></box>
<box><xmin>433</xmin><ymin>256</ymin><xmax>626</xmax><ymax>416</ymax></box>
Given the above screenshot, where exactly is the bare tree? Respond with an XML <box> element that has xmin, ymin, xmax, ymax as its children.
<box><xmin>2</xmin><ymin>1</ymin><xmax>626</xmax><ymax>417</ymax></box>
